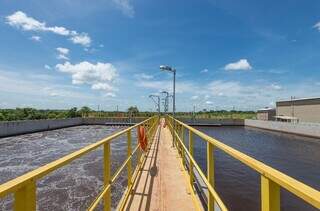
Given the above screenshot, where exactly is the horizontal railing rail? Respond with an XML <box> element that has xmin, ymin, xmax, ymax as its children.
<box><xmin>0</xmin><ymin>115</ymin><xmax>159</xmax><ymax>211</ymax></box>
<box><xmin>166</xmin><ymin>115</ymin><xmax>320</xmax><ymax>211</ymax></box>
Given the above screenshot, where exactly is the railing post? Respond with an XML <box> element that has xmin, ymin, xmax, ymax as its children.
<box><xmin>189</xmin><ymin>130</ymin><xmax>194</xmax><ymax>187</ymax></box>
<box><xmin>137</xmin><ymin>127</ymin><xmax>142</xmax><ymax>167</ymax></box>
<box><xmin>14</xmin><ymin>181</ymin><xmax>36</xmax><ymax>211</ymax></box>
<box><xmin>104</xmin><ymin>142</ymin><xmax>111</xmax><ymax>211</ymax></box>
<box><xmin>127</xmin><ymin>130</ymin><xmax>132</xmax><ymax>190</ymax></box>
<box><xmin>207</xmin><ymin>142</ymin><xmax>215</xmax><ymax>211</ymax></box>
<box><xmin>181</xmin><ymin>126</ymin><xmax>185</xmax><ymax>168</ymax></box>
<box><xmin>261</xmin><ymin>175</ymin><xmax>280</xmax><ymax>211</ymax></box>
<box><xmin>177</xmin><ymin>124</ymin><xmax>181</xmax><ymax>150</ymax></box>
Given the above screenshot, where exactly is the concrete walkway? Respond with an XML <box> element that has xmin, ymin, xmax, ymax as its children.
<box><xmin>123</xmin><ymin>120</ymin><xmax>198</xmax><ymax>211</ymax></box>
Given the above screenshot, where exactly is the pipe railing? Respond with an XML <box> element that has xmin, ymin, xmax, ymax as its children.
<box><xmin>166</xmin><ymin>115</ymin><xmax>320</xmax><ymax>211</ymax></box>
<box><xmin>0</xmin><ymin>116</ymin><xmax>159</xmax><ymax>211</ymax></box>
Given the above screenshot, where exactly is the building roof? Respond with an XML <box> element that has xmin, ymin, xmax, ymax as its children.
<box><xmin>257</xmin><ymin>107</ymin><xmax>275</xmax><ymax>112</ymax></box>
<box><xmin>276</xmin><ymin>97</ymin><xmax>320</xmax><ymax>106</ymax></box>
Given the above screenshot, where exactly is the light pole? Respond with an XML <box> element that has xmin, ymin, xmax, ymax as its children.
<box><xmin>160</xmin><ymin>65</ymin><xmax>176</xmax><ymax>147</ymax></box>
<box><xmin>149</xmin><ymin>95</ymin><xmax>160</xmax><ymax>115</ymax></box>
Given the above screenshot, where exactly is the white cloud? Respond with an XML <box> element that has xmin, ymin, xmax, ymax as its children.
<box><xmin>6</xmin><ymin>11</ymin><xmax>91</xmax><ymax>46</ymax></box>
<box><xmin>56</xmin><ymin>47</ymin><xmax>70</xmax><ymax>60</ymax></box>
<box><xmin>224</xmin><ymin>59</ymin><xmax>252</xmax><ymax>71</ymax></box>
<box><xmin>44</xmin><ymin>65</ymin><xmax>51</xmax><ymax>70</ymax></box>
<box><xmin>70</xmin><ymin>33</ymin><xmax>91</xmax><ymax>47</ymax></box>
<box><xmin>30</xmin><ymin>35</ymin><xmax>41</xmax><ymax>41</ymax></box>
<box><xmin>55</xmin><ymin>61</ymin><xmax>118</xmax><ymax>91</ymax></box>
<box><xmin>191</xmin><ymin>95</ymin><xmax>199</xmax><ymax>100</ymax></box>
<box><xmin>208</xmin><ymin>80</ymin><xmax>251</xmax><ymax>97</ymax></box>
<box><xmin>313</xmin><ymin>22</ymin><xmax>320</xmax><ymax>31</ymax></box>
<box><xmin>112</xmin><ymin>0</ymin><xmax>135</xmax><ymax>17</ymax></box>
<box><xmin>49</xmin><ymin>92</ymin><xmax>59</xmax><ymax>97</ymax></box>
<box><xmin>57</xmin><ymin>54</ymin><xmax>70</xmax><ymax>60</ymax></box>
<box><xmin>136</xmin><ymin>80</ymin><xmax>196</xmax><ymax>94</ymax></box>
<box><xmin>92</xmin><ymin>82</ymin><xmax>113</xmax><ymax>91</ymax></box>
<box><xmin>0</xmin><ymin>69</ymin><xmax>99</xmax><ymax>109</ymax></box>
<box><xmin>201</xmin><ymin>68</ymin><xmax>208</xmax><ymax>73</ymax></box>
<box><xmin>205</xmin><ymin>101</ymin><xmax>213</xmax><ymax>105</ymax></box>
<box><xmin>134</xmin><ymin>73</ymin><xmax>153</xmax><ymax>80</ymax></box>
<box><xmin>270</xmin><ymin>84</ymin><xmax>283</xmax><ymax>91</ymax></box>
<box><xmin>56</xmin><ymin>47</ymin><xmax>69</xmax><ymax>55</ymax></box>
<box><xmin>105</xmin><ymin>92</ymin><xmax>116</xmax><ymax>97</ymax></box>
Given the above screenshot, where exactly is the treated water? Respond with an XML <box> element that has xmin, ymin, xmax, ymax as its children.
<box><xmin>193</xmin><ymin>126</ymin><xmax>320</xmax><ymax>211</ymax></box>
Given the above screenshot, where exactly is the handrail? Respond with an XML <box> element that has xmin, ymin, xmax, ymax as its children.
<box><xmin>166</xmin><ymin>119</ymin><xmax>228</xmax><ymax>211</ymax></box>
<box><xmin>0</xmin><ymin>115</ymin><xmax>159</xmax><ymax>211</ymax></box>
<box><xmin>166</xmin><ymin>115</ymin><xmax>320</xmax><ymax>210</ymax></box>
<box><xmin>88</xmin><ymin>119</ymin><xmax>159</xmax><ymax>211</ymax></box>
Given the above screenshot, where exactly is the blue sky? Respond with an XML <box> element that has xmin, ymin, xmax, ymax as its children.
<box><xmin>1</xmin><ymin>0</ymin><xmax>320</xmax><ymax>111</ymax></box>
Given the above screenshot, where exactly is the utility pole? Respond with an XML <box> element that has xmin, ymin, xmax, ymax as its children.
<box><xmin>291</xmin><ymin>96</ymin><xmax>295</xmax><ymax>118</ymax></box>
<box><xmin>149</xmin><ymin>95</ymin><xmax>161</xmax><ymax>115</ymax></box>
<box><xmin>193</xmin><ymin>105</ymin><xmax>196</xmax><ymax>123</ymax></box>
<box><xmin>161</xmin><ymin>91</ymin><xmax>169</xmax><ymax>114</ymax></box>
<box><xmin>116</xmin><ymin>105</ymin><xmax>119</xmax><ymax>117</ymax></box>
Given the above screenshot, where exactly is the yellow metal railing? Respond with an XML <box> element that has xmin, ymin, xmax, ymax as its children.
<box><xmin>0</xmin><ymin>116</ymin><xmax>159</xmax><ymax>211</ymax></box>
<box><xmin>166</xmin><ymin>115</ymin><xmax>320</xmax><ymax>211</ymax></box>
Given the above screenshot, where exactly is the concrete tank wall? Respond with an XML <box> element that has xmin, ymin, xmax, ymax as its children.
<box><xmin>245</xmin><ymin>119</ymin><xmax>320</xmax><ymax>138</ymax></box>
<box><xmin>0</xmin><ymin>118</ymin><xmax>83</xmax><ymax>138</ymax></box>
<box><xmin>83</xmin><ymin>117</ymin><xmax>147</xmax><ymax>125</ymax></box>
<box><xmin>0</xmin><ymin>117</ymin><xmax>148</xmax><ymax>138</ymax></box>
<box><xmin>178</xmin><ymin>118</ymin><xmax>244</xmax><ymax>126</ymax></box>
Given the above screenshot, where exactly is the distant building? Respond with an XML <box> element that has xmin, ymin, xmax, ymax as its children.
<box><xmin>257</xmin><ymin>108</ymin><xmax>276</xmax><ymax>121</ymax></box>
<box><xmin>276</xmin><ymin>97</ymin><xmax>320</xmax><ymax>123</ymax></box>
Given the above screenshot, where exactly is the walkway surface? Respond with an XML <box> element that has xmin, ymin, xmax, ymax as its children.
<box><xmin>123</xmin><ymin>120</ymin><xmax>198</xmax><ymax>211</ymax></box>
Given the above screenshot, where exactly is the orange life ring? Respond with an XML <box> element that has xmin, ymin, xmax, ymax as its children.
<box><xmin>138</xmin><ymin>126</ymin><xmax>148</xmax><ymax>151</ymax></box>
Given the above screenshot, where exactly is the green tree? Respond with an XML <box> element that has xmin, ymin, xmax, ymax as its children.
<box><xmin>0</xmin><ymin>113</ymin><xmax>6</xmax><ymax>121</ymax></box>
<box><xmin>67</xmin><ymin>107</ymin><xmax>78</xmax><ymax>118</ymax></box>
<box><xmin>48</xmin><ymin>113</ymin><xmax>57</xmax><ymax>119</ymax></box>
<box><xmin>79</xmin><ymin>106</ymin><xmax>91</xmax><ymax>117</ymax></box>
<box><xmin>127</xmin><ymin>106</ymin><xmax>139</xmax><ymax>116</ymax></box>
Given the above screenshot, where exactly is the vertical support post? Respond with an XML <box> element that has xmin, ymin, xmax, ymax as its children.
<box><xmin>189</xmin><ymin>130</ymin><xmax>194</xmax><ymax>187</ymax></box>
<box><xmin>127</xmin><ymin>130</ymin><xmax>132</xmax><ymax>190</ymax></box>
<box><xmin>261</xmin><ymin>175</ymin><xmax>280</xmax><ymax>211</ymax></box>
<box><xmin>207</xmin><ymin>142</ymin><xmax>214</xmax><ymax>211</ymax></box>
<box><xmin>14</xmin><ymin>181</ymin><xmax>36</xmax><ymax>211</ymax></box>
<box><xmin>104</xmin><ymin>142</ymin><xmax>111</xmax><ymax>211</ymax></box>
<box><xmin>137</xmin><ymin>127</ymin><xmax>142</xmax><ymax>168</ymax></box>
<box><xmin>181</xmin><ymin>126</ymin><xmax>185</xmax><ymax>167</ymax></box>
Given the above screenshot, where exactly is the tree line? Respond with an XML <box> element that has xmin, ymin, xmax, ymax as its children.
<box><xmin>0</xmin><ymin>106</ymin><xmax>150</xmax><ymax>121</ymax></box>
<box><xmin>0</xmin><ymin>106</ymin><xmax>256</xmax><ymax>121</ymax></box>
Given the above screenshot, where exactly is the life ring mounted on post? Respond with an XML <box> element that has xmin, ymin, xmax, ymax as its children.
<box><xmin>138</xmin><ymin>126</ymin><xmax>148</xmax><ymax>151</ymax></box>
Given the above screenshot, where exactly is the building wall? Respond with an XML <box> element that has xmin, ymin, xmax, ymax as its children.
<box><xmin>276</xmin><ymin>104</ymin><xmax>320</xmax><ymax>123</ymax></box>
<box><xmin>257</xmin><ymin>110</ymin><xmax>276</xmax><ymax>121</ymax></box>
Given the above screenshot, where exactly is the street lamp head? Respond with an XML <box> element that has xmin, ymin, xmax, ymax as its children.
<box><xmin>160</xmin><ymin>65</ymin><xmax>175</xmax><ymax>72</ymax></box>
